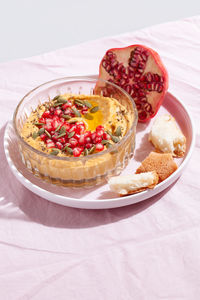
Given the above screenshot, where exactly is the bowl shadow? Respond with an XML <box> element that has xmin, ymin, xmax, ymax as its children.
<box><xmin>1</xmin><ymin>123</ymin><xmax>176</xmax><ymax>229</ymax></box>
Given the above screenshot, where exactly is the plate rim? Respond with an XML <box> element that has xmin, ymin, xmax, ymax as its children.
<box><xmin>4</xmin><ymin>90</ymin><xmax>196</xmax><ymax>209</ymax></box>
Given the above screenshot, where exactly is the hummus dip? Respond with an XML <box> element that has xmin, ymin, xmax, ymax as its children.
<box><xmin>20</xmin><ymin>94</ymin><xmax>135</xmax><ymax>185</ymax></box>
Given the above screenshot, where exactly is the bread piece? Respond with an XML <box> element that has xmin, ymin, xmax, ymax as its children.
<box><xmin>149</xmin><ymin>114</ymin><xmax>186</xmax><ymax>157</ymax></box>
<box><xmin>108</xmin><ymin>171</ymin><xmax>159</xmax><ymax>196</ymax></box>
<box><xmin>136</xmin><ymin>151</ymin><xmax>178</xmax><ymax>182</ymax></box>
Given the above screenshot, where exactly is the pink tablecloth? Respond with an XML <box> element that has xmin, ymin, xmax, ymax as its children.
<box><xmin>0</xmin><ymin>15</ymin><xmax>200</xmax><ymax>300</ymax></box>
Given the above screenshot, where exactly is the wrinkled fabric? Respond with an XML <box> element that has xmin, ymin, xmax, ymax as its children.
<box><xmin>0</xmin><ymin>15</ymin><xmax>200</xmax><ymax>300</ymax></box>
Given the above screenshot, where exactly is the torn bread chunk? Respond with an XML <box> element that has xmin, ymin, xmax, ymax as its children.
<box><xmin>136</xmin><ymin>151</ymin><xmax>178</xmax><ymax>182</ymax></box>
<box><xmin>149</xmin><ymin>114</ymin><xmax>186</xmax><ymax>157</ymax></box>
<box><xmin>108</xmin><ymin>171</ymin><xmax>159</xmax><ymax>196</ymax></box>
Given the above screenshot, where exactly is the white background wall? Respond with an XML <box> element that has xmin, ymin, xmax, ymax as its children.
<box><xmin>0</xmin><ymin>0</ymin><xmax>200</xmax><ymax>63</ymax></box>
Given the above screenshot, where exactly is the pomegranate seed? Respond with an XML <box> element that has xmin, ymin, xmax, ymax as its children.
<box><xmin>58</xmin><ymin>137</ymin><xmax>66</xmax><ymax>144</ymax></box>
<box><xmin>73</xmin><ymin>147</ymin><xmax>82</xmax><ymax>157</ymax></box>
<box><xmin>84</xmin><ymin>131</ymin><xmax>92</xmax><ymax>138</ymax></box>
<box><xmin>38</xmin><ymin>117</ymin><xmax>46</xmax><ymax>124</ymax></box>
<box><xmin>103</xmin><ymin>132</ymin><xmax>111</xmax><ymax>140</ymax></box>
<box><xmin>69</xmin><ymin>125</ymin><xmax>77</xmax><ymax>133</ymax></box>
<box><xmin>44</xmin><ymin>123</ymin><xmax>53</xmax><ymax>132</ymax></box>
<box><xmin>54</xmin><ymin>109</ymin><xmax>62</xmax><ymax>116</ymax></box>
<box><xmin>49</xmin><ymin>107</ymin><xmax>55</xmax><ymax>114</ymax></box>
<box><xmin>64</xmin><ymin>108</ymin><xmax>73</xmax><ymax>116</ymax></box>
<box><xmin>42</xmin><ymin>110</ymin><xmax>51</xmax><ymax>118</ymax></box>
<box><xmin>52</xmin><ymin>133</ymin><xmax>59</xmax><ymax>141</ymax></box>
<box><xmin>96</xmin><ymin>125</ymin><xmax>104</xmax><ymax>131</ymax></box>
<box><xmin>91</xmin><ymin>132</ymin><xmax>96</xmax><ymax>142</ymax></box>
<box><xmin>85</xmin><ymin>136</ymin><xmax>91</xmax><ymax>143</ymax></box>
<box><xmin>94</xmin><ymin>137</ymin><xmax>102</xmax><ymax>144</ymax></box>
<box><xmin>96</xmin><ymin>129</ymin><xmax>104</xmax><ymax>137</ymax></box>
<box><xmin>73</xmin><ymin>133</ymin><xmax>80</xmax><ymax>140</ymax></box>
<box><xmin>46</xmin><ymin>140</ymin><xmax>55</xmax><ymax>148</ymax></box>
<box><xmin>76</xmin><ymin>124</ymin><xmax>85</xmax><ymax>134</ymax></box>
<box><xmin>95</xmin><ymin>143</ymin><xmax>104</xmax><ymax>151</ymax></box>
<box><xmin>86</xmin><ymin>143</ymin><xmax>93</xmax><ymax>149</ymax></box>
<box><xmin>81</xmin><ymin>107</ymin><xmax>88</xmax><ymax>115</ymax></box>
<box><xmin>69</xmin><ymin>138</ymin><xmax>78</xmax><ymax>148</ymax></box>
<box><xmin>78</xmin><ymin>135</ymin><xmax>85</xmax><ymax>146</ymax></box>
<box><xmin>56</xmin><ymin>142</ymin><xmax>63</xmax><ymax>150</ymax></box>
<box><xmin>40</xmin><ymin>133</ymin><xmax>47</xmax><ymax>141</ymax></box>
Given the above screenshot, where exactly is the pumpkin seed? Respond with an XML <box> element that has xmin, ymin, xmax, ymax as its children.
<box><xmin>50</xmin><ymin>149</ymin><xmax>59</xmax><ymax>156</ymax></box>
<box><xmin>68</xmin><ymin>131</ymin><xmax>75</xmax><ymax>138</ymax></box>
<box><xmin>57</xmin><ymin>132</ymin><xmax>66</xmax><ymax>138</ymax></box>
<box><xmin>84</xmin><ymin>148</ymin><xmax>88</xmax><ymax>156</ymax></box>
<box><xmin>62</xmin><ymin>114</ymin><xmax>71</xmax><ymax>120</ymax></box>
<box><xmin>88</xmin><ymin>145</ymin><xmax>95</xmax><ymax>154</ymax></box>
<box><xmin>53</xmin><ymin>102</ymin><xmax>62</xmax><ymax>107</ymax></box>
<box><xmin>114</xmin><ymin>126</ymin><xmax>122</xmax><ymax>137</ymax></box>
<box><xmin>83</xmin><ymin>100</ymin><xmax>92</xmax><ymax>108</ymax></box>
<box><xmin>90</xmin><ymin>106</ymin><xmax>99</xmax><ymax>113</ymax></box>
<box><xmin>53</xmin><ymin>95</ymin><xmax>60</xmax><ymax>101</ymax></box>
<box><xmin>68</xmin><ymin>119</ymin><xmax>78</xmax><ymax>124</ymax></box>
<box><xmin>106</xmin><ymin>142</ymin><xmax>113</xmax><ymax>148</ymax></box>
<box><xmin>38</xmin><ymin>128</ymin><xmax>45</xmax><ymax>135</ymax></box>
<box><xmin>44</xmin><ymin>130</ymin><xmax>51</xmax><ymax>138</ymax></box>
<box><xmin>111</xmin><ymin>135</ymin><xmax>119</xmax><ymax>143</ymax></box>
<box><xmin>57</xmin><ymin>97</ymin><xmax>68</xmax><ymax>103</ymax></box>
<box><xmin>55</xmin><ymin>125</ymin><xmax>61</xmax><ymax>132</ymax></box>
<box><xmin>59</xmin><ymin>126</ymin><xmax>66</xmax><ymax>133</ymax></box>
<box><xmin>74</xmin><ymin>99</ymin><xmax>84</xmax><ymax>107</ymax></box>
<box><xmin>32</xmin><ymin>132</ymin><xmax>38</xmax><ymax>139</ymax></box>
<box><xmin>64</xmin><ymin>145</ymin><xmax>73</xmax><ymax>155</ymax></box>
<box><xmin>72</xmin><ymin>107</ymin><xmax>81</xmax><ymax>117</ymax></box>
<box><xmin>84</xmin><ymin>113</ymin><xmax>93</xmax><ymax>120</ymax></box>
<box><xmin>34</xmin><ymin>122</ymin><xmax>44</xmax><ymax>126</ymax></box>
<box><xmin>101</xmin><ymin>139</ymin><xmax>109</xmax><ymax>145</ymax></box>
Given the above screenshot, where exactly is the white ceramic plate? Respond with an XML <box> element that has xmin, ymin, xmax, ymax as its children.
<box><xmin>4</xmin><ymin>92</ymin><xmax>195</xmax><ymax>209</ymax></box>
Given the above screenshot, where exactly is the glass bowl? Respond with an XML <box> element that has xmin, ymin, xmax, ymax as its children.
<box><xmin>13</xmin><ymin>76</ymin><xmax>138</xmax><ymax>187</ymax></box>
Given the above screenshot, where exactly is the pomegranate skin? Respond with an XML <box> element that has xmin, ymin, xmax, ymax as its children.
<box><xmin>96</xmin><ymin>44</ymin><xmax>169</xmax><ymax>123</ymax></box>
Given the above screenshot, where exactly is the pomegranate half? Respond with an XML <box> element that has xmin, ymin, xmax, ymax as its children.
<box><xmin>96</xmin><ymin>44</ymin><xmax>168</xmax><ymax>122</ymax></box>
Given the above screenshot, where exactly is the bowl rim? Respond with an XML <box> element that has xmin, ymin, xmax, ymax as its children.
<box><xmin>13</xmin><ymin>76</ymin><xmax>138</xmax><ymax>162</ymax></box>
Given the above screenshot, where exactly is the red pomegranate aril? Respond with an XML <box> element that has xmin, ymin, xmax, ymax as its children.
<box><xmin>52</xmin><ymin>133</ymin><xmax>59</xmax><ymax>141</ymax></box>
<box><xmin>95</xmin><ymin>136</ymin><xmax>102</xmax><ymax>144</ymax></box>
<box><xmin>81</xmin><ymin>107</ymin><xmax>88</xmax><ymax>115</ymax></box>
<box><xmin>42</xmin><ymin>110</ymin><xmax>51</xmax><ymax>118</ymax></box>
<box><xmin>69</xmin><ymin>138</ymin><xmax>78</xmax><ymax>148</ymax></box>
<box><xmin>58</xmin><ymin>137</ymin><xmax>66</xmax><ymax>144</ymax></box>
<box><xmin>54</xmin><ymin>109</ymin><xmax>62</xmax><ymax>116</ymax></box>
<box><xmin>76</xmin><ymin>124</ymin><xmax>85</xmax><ymax>135</ymax></box>
<box><xmin>44</xmin><ymin>123</ymin><xmax>53</xmax><ymax>132</ymax></box>
<box><xmin>102</xmin><ymin>132</ymin><xmax>111</xmax><ymax>140</ymax></box>
<box><xmin>86</xmin><ymin>143</ymin><xmax>93</xmax><ymax>149</ymax></box>
<box><xmin>96</xmin><ymin>125</ymin><xmax>104</xmax><ymax>131</ymax></box>
<box><xmin>95</xmin><ymin>143</ymin><xmax>104</xmax><ymax>151</ymax></box>
<box><xmin>78</xmin><ymin>135</ymin><xmax>85</xmax><ymax>146</ymax></box>
<box><xmin>85</xmin><ymin>136</ymin><xmax>91</xmax><ymax>144</ymax></box>
<box><xmin>56</xmin><ymin>142</ymin><xmax>63</xmax><ymax>150</ymax></box>
<box><xmin>69</xmin><ymin>125</ymin><xmax>77</xmax><ymax>133</ymax></box>
<box><xmin>96</xmin><ymin>129</ymin><xmax>104</xmax><ymax>137</ymax></box>
<box><xmin>64</xmin><ymin>108</ymin><xmax>73</xmax><ymax>116</ymax></box>
<box><xmin>91</xmin><ymin>132</ymin><xmax>96</xmax><ymax>142</ymax></box>
<box><xmin>38</xmin><ymin>117</ymin><xmax>46</xmax><ymax>124</ymax></box>
<box><xmin>73</xmin><ymin>147</ymin><xmax>82</xmax><ymax>157</ymax></box>
<box><xmin>49</xmin><ymin>107</ymin><xmax>55</xmax><ymax>114</ymax></box>
<box><xmin>40</xmin><ymin>133</ymin><xmax>47</xmax><ymax>141</ymax></box>
<box><xmin>46</xmin><ymin>140</ymin><xmax>55</xmax><ymax>148</ymax></box>
<box><xmin>62</xmin><ymin>123</ymin><xmax>71</xmax><ymax>131</ymax></box>
<box><xmin>84</xmin><ymin>131</ymin><xmax>92</xmax><ymax>138</ymax></box>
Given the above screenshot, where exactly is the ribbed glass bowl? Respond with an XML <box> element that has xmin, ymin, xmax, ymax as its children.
<box><xmin>13</xmin><ymin>76</ymin><xmax>138</xmax><ymax>187</ymax></box>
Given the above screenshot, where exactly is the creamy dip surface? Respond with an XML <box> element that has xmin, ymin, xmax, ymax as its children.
<box><xmin>21</xmin><ymin>94</ymin><xmax>132</xmax><ymax>157</ymax></box>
